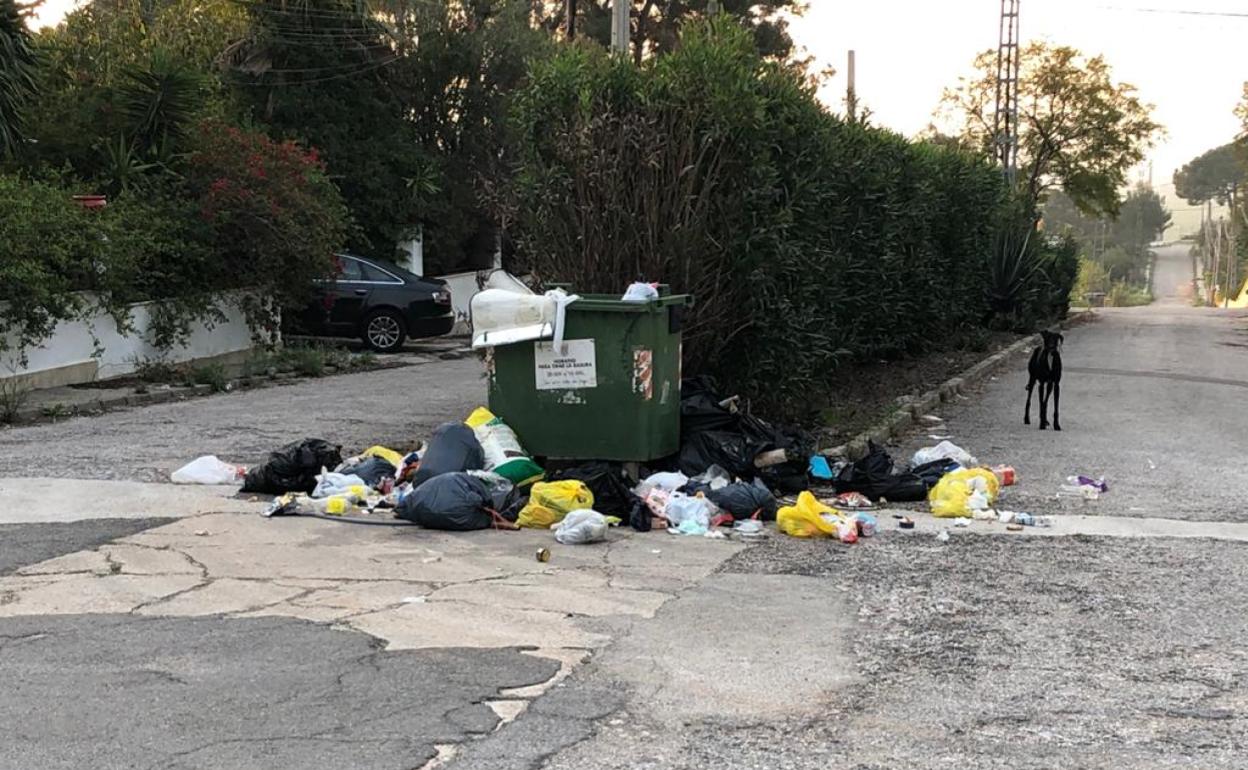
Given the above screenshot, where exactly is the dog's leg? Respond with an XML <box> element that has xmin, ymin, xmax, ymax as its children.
<box><xmin>1024</xmin><ymin>378</ymin><xmax>1035</xmax><ymax>425</ymax></box>
<box><xmin>1052</xmin><ymin>382</ymin><xmax>1061</xmax><ymax>431</ymax></box>
<box><xmin>1038</xmin><ymin>381</ymin><xmax>1050</xmax><ymax>430</ymax></box>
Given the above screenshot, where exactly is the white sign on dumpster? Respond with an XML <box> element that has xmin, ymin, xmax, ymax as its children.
<box><xmin>534</xmin><ymin>339</ymin><xmax>597</xmax><ymax>390</ymax></box>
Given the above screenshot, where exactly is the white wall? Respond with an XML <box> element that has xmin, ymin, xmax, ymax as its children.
<box><xmin>1</xmin><ymin>294</ymin><xmax>257</xmax><ymax>386</ymax></box>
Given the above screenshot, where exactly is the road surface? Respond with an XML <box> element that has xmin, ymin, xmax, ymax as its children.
<box><xmin>896</xmin><ymin>243</ymin><xmax>1248</xmax><ymax>522</ymax></box>
<box><xmin>2</xmin><ymin>243</ymin><xmax>1245</xmax><ymax>769</ymax></box>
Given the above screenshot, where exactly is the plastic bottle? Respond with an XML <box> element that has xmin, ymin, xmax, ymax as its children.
<box><xmin>1012</xmin><ymin>512</ymin><xmax>1050</xmax><ymax>527</ymax></box>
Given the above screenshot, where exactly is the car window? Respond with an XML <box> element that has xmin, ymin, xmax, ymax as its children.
<box><xmin>359</xmin><ymin>261</ymin><xmax>401</xmax><ymax>283</ymax></box>
<box><xmin>336</xmin><ymin>257</ymin><xmax>365</xmax><ymax>282</ymax></box>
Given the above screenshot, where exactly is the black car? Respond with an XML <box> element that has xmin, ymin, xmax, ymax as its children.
<box><xmin>290</xmin><ymin>254</ymin><xmax>454</xmax><ymax>352</ymax></box>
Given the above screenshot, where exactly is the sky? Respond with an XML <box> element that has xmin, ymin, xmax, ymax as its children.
<box><xmin>31</xmin><ymin>0</ymin><xmax>1247</xmax><ymax>231</ymax></box>
<box><xmin>788</xmin><ymin>0</ymin><xmax>1247</xmax><ymax>233</ymax></box>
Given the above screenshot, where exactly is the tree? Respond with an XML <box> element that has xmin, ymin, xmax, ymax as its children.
<box><xmin>0</xmin><ymin>0</ymin><xmax>38</xmax><ymax>159</ymax></box>
<box><xmin>1111</xmin><ymin>185</ymin><xmax>1170</xmax><ymax>254</ymax></box>
<box><xmin>532</xmin><ymin>0</ymin><xmax>801</xmax><ymax>64</ymax></box>
<box><xmin>1174</xmin><ymin>143</ymin><xmax>1246</xmax><ymax>206</ymax></box>
<box><xmin>941</xmin><ymin>42</ymin><xmax>1160</xmax><ymax>216</ymax></box>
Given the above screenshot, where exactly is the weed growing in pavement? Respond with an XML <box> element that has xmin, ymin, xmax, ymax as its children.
<box><xmin>0</xmin><ymin>375</ymin><xmax>31</xmax><ymax>424</ymax></box>
<box><xmin>189</xmin><ymin>363</ymin><xmax>230</xmax><ymax>392</ymax></box>
<box><xmin>131</xmin><ymin>355</ymin><xmax>183</xmax><ymax>384</ymax></box>
<box><xmin>354</xmin><ymin>351</ymin><xmax>377</xmax><ymax>368</ymax></box>
<box><xmin>322</xmin><ymin>345</ymin><xmax>351</xmax><ymax>370</ymax></box>
<box><xmin>285</xmin><ymin>346</ymin><xmax>325</xmax><ymax>378</ymax></box>
<box><xmin>40</xmin><ymin>403</ymin><xmax>69</xmax><ymax>420</ymax></box>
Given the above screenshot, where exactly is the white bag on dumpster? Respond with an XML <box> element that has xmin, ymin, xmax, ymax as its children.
<box><xmin>171</xmin><ymin>455</ymin><xmax>244</xmax><ymax>485</ymax></box>
<box><xmin>554</xmin><ymin>509</ymin><xmax>610</xmax><ymax>544</ymax></box>
<box><xmin>621</xmin><ymin>282</ymin><xmax>659</xmax><ymax>302</ymax></box>
<box><xmin>912</xmin><ymin>440</ymin><xmax>978</xmax><ymax>469</ymax></box>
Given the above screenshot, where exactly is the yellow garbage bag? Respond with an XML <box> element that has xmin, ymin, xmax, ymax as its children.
<box><xmin>362</xmin><ymin>445</ymin><xmax>404</xmax><ymax>468</ymax></box>
<box><xmin>517</xmin><ymin>480</ymin><xmax>595</xmax><ymax>529</ymax></box>
<box><xmin>928</xmin><ymin>468</ymin><xmax>1000</xmax><ymax>518</ymax></box>
<box><xmin>777</xmin><ymin>492</ymin><xmax>844</xmax><ymax>538</ymax></box>
<box><xmin>465</xmin><ymin>407</ymin><xmax>495</xmax><ymax>429</ymax></box>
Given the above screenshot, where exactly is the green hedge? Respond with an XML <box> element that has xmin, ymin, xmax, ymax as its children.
<box><xmin>502</xmin><ymin>22</ymin><xmax>1008</xmax><ymax>418</ymax></box>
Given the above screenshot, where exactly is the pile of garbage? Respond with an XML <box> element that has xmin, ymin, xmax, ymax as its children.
<box><xmin>170</xmin><ymin>379</ymin><xmax>1106</xmax><ymax>547</ymax></box>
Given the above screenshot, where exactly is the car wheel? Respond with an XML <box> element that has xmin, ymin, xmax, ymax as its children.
<box><xmin>363</xmin><ymin>309</ymin><xmax>407</xmax><ymax>353</ymax></box>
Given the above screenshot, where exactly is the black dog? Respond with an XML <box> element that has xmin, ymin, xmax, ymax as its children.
<box><xmin>1024</xmin><ymin>330</ymin><xmax>1063</xmax><ymax>431</ymax></box>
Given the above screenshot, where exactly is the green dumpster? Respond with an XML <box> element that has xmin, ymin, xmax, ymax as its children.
<box><xmin>487</xmin><ymin>287</ymin><xmax>692</xmax><ymax>461</ymax></box>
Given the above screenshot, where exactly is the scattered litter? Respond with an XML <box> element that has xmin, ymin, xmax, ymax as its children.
<box><xmin>777</xmin><ymin>492</ymin><xmax>857</xmax><ymax>541</ymax></box>
<box><xmin>1006</xmin><ymin>523</ymin><xmax>1023</xmax><ymax>532</ymax></box>
<box><xmin>898</xmin><ymin>517</ymin><xmax>915</xmax><ymax>530</ymax></box>
<box><xmin>171</xmin><ymin>455</ymin><xmax>245</xmax><ymax>485</ymax></box>
<box><xmin>554</xmin><ymin>510</ymin><xmax>610</xmax><ymax>544</ymax></box>
<box><xmin>650</xmin><ymin>549</ymin><xmax>662</xmax><ymax>554</ymax></box>
<box><xmin>401</xmin><ymin>596</ymin><xmax>427</xmax><ymax>604</ymax></box>
<box><xmin>732</xmin><ymin>519</ymin><xmax>764</xmax><ymax>537</ymax></box>
<box><xmin>809</xmin><ymin>455</ymin><xmax>835</xmax><ymax>480</ymax></box>
<box><xmin>412</xmin><ymin>423</ymin><xmax>485</xmax><ymax>487</ymax></box>
<box><xmin>935</xmin><ymin>529</ymin><xmax>950</xmax><ymax>543</ymax></box>
<box><xmin>422</xmin><ymin>555</ymin><xmax>442</xmax><ymax>564</ymax></box>
<box><xmin>912</xmin><ymin>440</ymin><xmax>978</xmax><ymax>469</ymax></box>
<box><xmin>1146</xmin><ymin>458</ymin><xmax>1157</xmax><ymax>471</ymax></box>
<box><xmin>194</xmin><ymin>529</ymin><xmax>210</xmax><ymax>537</ymax></box>
<box><xmin>854</xmin><ymin>512</ymin><xmax>878</xmax><ymax>537</ymax></box>
<box><xmin>927</xmin><ymin>434</ymin><xmax>952</xmax><ymax>441</ymax></box>
<box><xmin>467</xmin><ymin>407</ymin><xmax>544</xmax><ymax>485</ymax></box>
<box><xmin>669</xmin><ymin>518</ymin><xmax>709</xmax><ymax>536</ymax></box>
<box><xmin>518</xmin><ymin>480</ymin><xmax>594</xmax><ymax>529</ymax></box>
<box><xmin>929</xmin><ymin>468</ymin><xmax>1000</xmax><ymax>518</ymax></box>
<box><xmin>921</xmin><ymin>415</ymin><xmax>944</xmax><ymax>423</ymax></box>
<box><xmin>830</xmin><ymin>491</ymin><xmax>874</xmax><ymax>509</ymax></box>
<box><xmin>992</xmin><ymin>465</ymin><xmax>1017</xmax><ymax>486</ymax></box>
<box><xmin>1069</xmin><ymin>475</ymin><xmax>1109</xmax><ymax>493</ymax></box>
<box><xmin>243</xmin><ymin>438</ymin><xmax>342</xmax><ymax>494</ymax></box>
<box><xmin>536</xmin><ymin>548</ymin><xmax>552</xmax><ymax>563</ymax></box>
<box><xmin>1058</xmin><ymin>475</ymin><xmax>1107</xmax><ymax>500</ymax></box>
<box><xmin>312</xmin><ymin>471</ymin><xmax>369</xmax><ymax>499</ymax></box>
<box><xmin>954</xmin><ymin>517</ymin><xmax>969</xmax><ymax>528</ymax></box>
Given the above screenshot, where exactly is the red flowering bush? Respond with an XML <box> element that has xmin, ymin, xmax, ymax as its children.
<box><xmin>185</xmin><ymin>121</ymin><xmax>348</xmax><ymax>337</ymax></box>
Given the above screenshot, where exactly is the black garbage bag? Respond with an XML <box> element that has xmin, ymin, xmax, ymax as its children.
<box><xmin>707</xmin><ymin>482</ymin><xmax>779</xmax><ymax>521</ymax></box>
<box><xmin>912</xmin><ymin>458</ymin><xmax>960</xmax><ymax>488</ymax></box>
<box><xmin>339</xmin><ymin>456</ymin><xmax>397</xmax><ymax>488</ymax></box>
<box><xmin>411</xmin><ymin>423</ymin><xmax>484</xmax><ymax>487</ymax></box>
<box><xmin>547</xmin><ymin>462</ymin><xmax>649</xmax><ymax>531</ymax></box>
<box><xmin>396</xmin><ymin>473</ymin><xmax>493</xmax><ymax>531</ymax></box>
<box><xmin>832</xmin><ymin>441</ymin><xmax>928</xmax><ymax>502</ymax></box>
<box><xmin>242</xmin><ymin>438</ymin><xmax>343</xmax><ymax>494</ymax></box>
<box><xmin>676</xmin><ymin>378</ymin><xmax>812</xmax><ymax>495</ymax></box>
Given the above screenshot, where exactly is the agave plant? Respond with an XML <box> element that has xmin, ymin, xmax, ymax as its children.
<box><xmin>985</xmin><ymin>211</ymin><xmax>1043</xmax><ymax>325</ymax></box>
<box><xmin>116</xmin><ymin>50</ymin><xmax>205</xmax><ymax>155</ymax></box>
<box><xmin>0</xmin><ymin>0</ymin><xmax>38</xmax><ymax>159</ymax></box>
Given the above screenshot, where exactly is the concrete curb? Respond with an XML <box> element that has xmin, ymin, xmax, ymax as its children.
<box><xmin>5</xmin><ymin>357</ymin><xmax>425</xmax><ymax>428</ymax></box>
<box><xmin>826</xmin><ymin>310</ymin><xmax>1096</xmax><ymax>460</ymax></box>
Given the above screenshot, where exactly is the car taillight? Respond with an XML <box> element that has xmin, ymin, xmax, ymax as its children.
<box><xmin>434</xmin><ymin>289</ymin><xmax>451</xmax><ymax>305</ymax></box>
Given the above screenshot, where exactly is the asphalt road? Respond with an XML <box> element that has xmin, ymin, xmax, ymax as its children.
<box><xmin>895</xmin><ymin>244</ymin><xmax>1248</xmax><ymax>522</ymax></box>
<box><xmin>0</xmin><ymin>356</ymin><xmax>486</xmax><ymax>482</ymax></box>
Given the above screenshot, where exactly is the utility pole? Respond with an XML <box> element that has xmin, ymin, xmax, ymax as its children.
<box><xmin>993</xmin><ymin>0</ymin><xmax>1021</xmax><ymax>187</ymax></box>
<box><xmin>566</xmin><ymin>0</ymin><xmax>576</xmax><ymax>40</ymax></box>
<box><xmin>611</xmin><ymin>0</ymin><xmax>629</xmax><ymax>53</ymax></box>
<box><xmin>846</xmin><ymin>50</ymin><xmax>857</xmax><ymax>121</ymax></box>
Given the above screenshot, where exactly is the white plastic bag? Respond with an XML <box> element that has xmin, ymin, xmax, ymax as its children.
<box><xmin>912</xmin><ymin>440</ymin><xmax>978</xmax><ymax>469</ymax></box>
<box><xmin>635</xmin><ymin>471</ymin><xmax>689</xmax><ymax>496</ymax></box>
<box><xmin>662</xmin><ymin>492</ymin><xmax>715</xmax><ymax>529</ymax></box>
<box><xmin>312</xmin><ymin>470</ymin><xmax>369</xmax><ymax>499</ymax></box>
<box><xmin>171</xmin><ymin>455</ymin><xmax>243</xmax><ymax>485</ymax></box>
<box><xmin>554</xmin><ymin>509</ymin><xmax>610</xmax><ymax>545</ymax></box>
<box><xmin>621</xmin><ymin>282</ymin><xmax>659</xmax><ymax>302</ymax></box>
<box><xmin>688</xmin><ymin>464</ymin><xmax>731</xmax><ymax>491</ymax></box>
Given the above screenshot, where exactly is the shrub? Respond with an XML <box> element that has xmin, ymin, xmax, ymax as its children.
<box><xmin>0</xmin><ymin>174</ymin><xmax>108</xmax><ymax>362</ymax></box>
<box><xmin>501</xmin><ymin>22</ymin><xmax>1005</xmax><ymax>418</ymax></box>
<box><xmin>188</xmin><ymin>362</ymin><xmax>228</xmax><ymax>391</ymax></box>
<box><xmin>185</xmin><ymin>121</ymin><xmax>349</xmax><ymax>342</ymax></box>
<box><xmin>1072</xmin><ymin>256</ymin><xmax>1111</xmax><ymax>303</ymax></box>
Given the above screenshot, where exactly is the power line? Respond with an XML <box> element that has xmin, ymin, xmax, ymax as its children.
<box><xmin>1092</xmin><ymin>4</ymin><xmax>1248</xmax><ymax>19</ymax></box>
